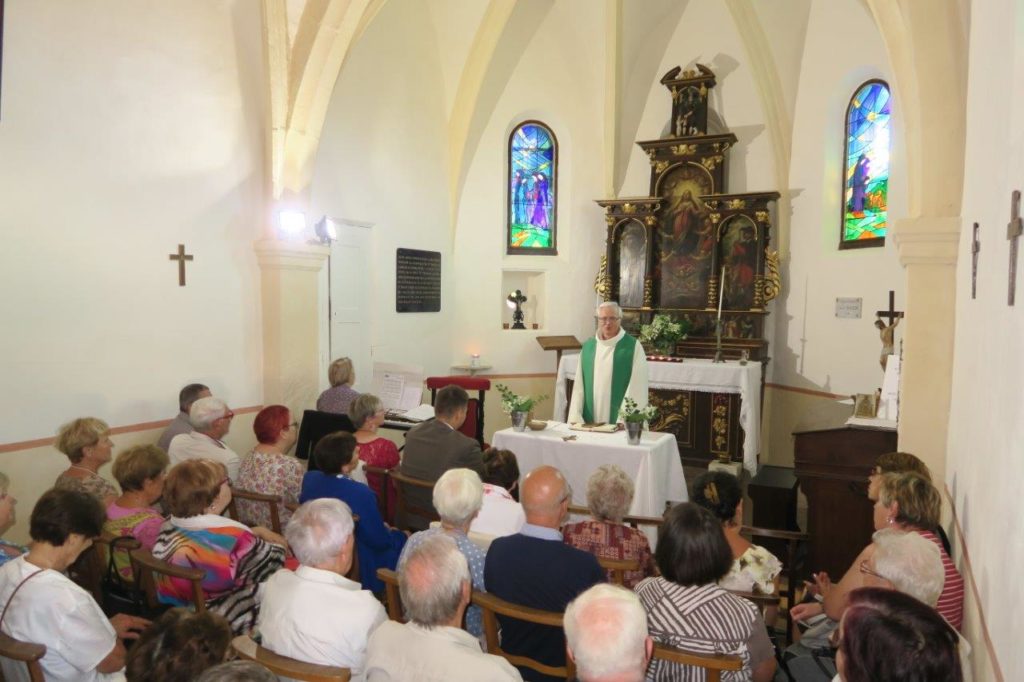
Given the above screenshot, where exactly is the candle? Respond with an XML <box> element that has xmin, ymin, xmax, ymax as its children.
<box><xmin>717</xmin><ymin>266</ymin><xmax>726</xmax><ymax>320</ymax></box>
<box><xmin>471</xmin><ymin>354</ymin><xmax>480</xmax><ymax>368</ymax></box>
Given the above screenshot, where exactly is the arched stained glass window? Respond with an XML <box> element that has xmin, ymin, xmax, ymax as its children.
<box><xmin>507</xmin><ymin>121</ymin><xmax>557</xmax><ymax>255</ymax></box>
<box><xmin>840</xmin><ymin>80</ymin><xmax>891</xmax><ymax>249</ymax></box>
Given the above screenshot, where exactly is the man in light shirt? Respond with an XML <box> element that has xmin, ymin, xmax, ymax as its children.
<box><xmin>167</xmin><ymin>396</ymin><xmax>240</xmax><ymax>480</ymax></box>
<box><xmin>259</xmin><ymin>499</ymin><xmax>386</xmax><ymax>680</ymax></box>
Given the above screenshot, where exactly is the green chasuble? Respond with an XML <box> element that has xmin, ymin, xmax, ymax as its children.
<box><xmin>579</xmin><ymin>333</ymin><xmax>637</xmax><ymax>423</ymax></box>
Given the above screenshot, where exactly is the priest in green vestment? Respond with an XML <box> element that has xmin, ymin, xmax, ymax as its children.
<box><xmin>567</xmin><ymin>301</ymin><xmax>650</xmax><ymax>425</ymax></box>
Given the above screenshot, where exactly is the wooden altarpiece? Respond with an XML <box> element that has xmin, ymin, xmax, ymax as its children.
<box><xmin>595</xmin><ymin>64</ymin><xmax>781</xmax><ymax>467</ymax></box>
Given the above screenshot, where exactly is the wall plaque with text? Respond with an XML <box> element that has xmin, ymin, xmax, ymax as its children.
<box><xmin>396</xmin><ymin>248</ymin><xmax>441</xmax><ymax>313</ymax></box>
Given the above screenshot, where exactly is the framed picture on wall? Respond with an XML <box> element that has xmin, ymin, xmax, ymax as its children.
<box><xmin>853</xmin><ymin>393</ymin><xmax>879</xmax><ymax>419</ymax></box>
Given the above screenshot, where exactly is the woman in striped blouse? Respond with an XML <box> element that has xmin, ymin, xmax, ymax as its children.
<box><xmin>635</xmin><ymin>503</ymin><xmax>777</xmax><ymax>682</ymax></box>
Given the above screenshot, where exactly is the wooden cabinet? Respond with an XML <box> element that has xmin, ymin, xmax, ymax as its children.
<box><xmin>793</xmin><ymin>425</ymin><xmax>897</xmax><ymax>579</ymax></box>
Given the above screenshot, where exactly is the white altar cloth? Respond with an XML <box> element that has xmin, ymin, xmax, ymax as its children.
<box><xmin>491</xmin><ymin>423</ymin><xmax>688</xmax><ymax>524</ymax></box>
<box><xmin>554</xmin><ymin>355</ymin><xmax>762</xmax><ymax>474</ymax></box>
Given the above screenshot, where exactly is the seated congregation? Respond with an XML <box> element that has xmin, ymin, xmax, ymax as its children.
<box><xmin>0</xmin><ymin>381</ymin><xmax>966</xmax><ymax>682</ymax></box>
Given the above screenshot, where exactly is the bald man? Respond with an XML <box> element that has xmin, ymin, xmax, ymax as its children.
<box><xmin>484</xmin><ymin>466</ymin><xmax>604</xmax><ymax>682</ymax></box>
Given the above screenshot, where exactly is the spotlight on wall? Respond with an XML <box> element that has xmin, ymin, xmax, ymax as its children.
<box><xmin>315</xmin><ymin>216</ymin><xmax>339</xmax><ymax>244</ymax></box>
<box><xmin>278</xmin><ymin>210</ymin><xmax>307</xmax><ymax>237</ymax></box>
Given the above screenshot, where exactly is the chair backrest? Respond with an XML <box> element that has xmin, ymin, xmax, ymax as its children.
<box><xmin>567</xmin><ymin>505</ymin><xmax>665</xmax><ymax>531</ymax></box>
<box><xmin>425</xmin><ymin>376</ymin><xmax>491</xmax><ymax>445</ymax></box>
<box><xmin>389</xmin><ymin>470</ymin><xmax>440</xmax><ymax>529</ymax></box>
<box><xmin>231</xmin><ymin>635</ymin><xmax>351</xmax><ymax>682</ymax></box>
<box><xmin>295</xmin><ymin>410</ymin><xmax>357</xmax><ymax>470</ymax></box>
<box><xmin>650</xmin><ymin>643</ymin><xmax>743</xmax><ymax>682</ymax></box>
<box><xmin>595</xmin><ymin>556</ymin><xmax>642</xmax><ymax>586</ymax></box>
<box><xmin>363</xmin><ymin>465</ymin><xmax>391</xmax><ymax>520</ymax></box>
<box><xmin>227</xmin><ymin>487</ymin><xmax>283</xmax><ymax>534</ymax></box>
<box><xmin>129</xmin><ymin>547</ymin><xmax>207</xmax><ymax>613</ymax></box>
<box><xmin>0</xmin><ymin>631</ymin><xmax>46</xmax><ymax>682</ymax></box>
<box><xmin>741</xmin><ymin>525</ymin><xmax>809</xmax><ymax>643</ymax></box>
<box><xmin>376</xmin><ymin>568</ymin><xmax>404</xmax><ymax>623</ymax></box>
<box><xmin>471</xmin><ymin>589</ymin><xmax>575</xmax><ymax>680</ymax></box>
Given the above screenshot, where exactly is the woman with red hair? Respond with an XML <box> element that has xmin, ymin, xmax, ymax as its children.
<box><xmin>235</xmin><ymin>405</ymin><xmax>304</xmax><ymax>528</ymax></box>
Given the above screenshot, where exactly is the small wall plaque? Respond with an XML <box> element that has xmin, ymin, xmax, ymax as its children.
<box><xmin>835</xmin><ymin>297</ymin><xmax>862</xmax><ymax>319</ymax></box>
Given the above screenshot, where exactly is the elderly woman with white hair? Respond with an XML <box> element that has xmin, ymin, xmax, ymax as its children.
<box><xmin>398</xmin><ymin>468</ymin><xmax>488</xmax><ymax>637</ymax></box>
<box><xmin>563</xmin><ymin>464</ymin><xmax>655</xmax><ymax>588</ymax></box>
<box><xmin>259</xmin><ymin>498</ymin><xmax>386</xmax><ymax>678</ymax></box>
<box><xmin>564</xmin><ymin>584</ymin><xmax>653</xmax><ymax>682</ymax></box>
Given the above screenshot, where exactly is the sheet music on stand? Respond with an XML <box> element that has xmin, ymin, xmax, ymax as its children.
<box><xmin>371</xmin><ymin>361</ymin><xmax>427</xmax><ymax>415</ymax></box>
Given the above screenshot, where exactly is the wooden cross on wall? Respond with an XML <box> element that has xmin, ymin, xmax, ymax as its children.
<box><xmin>168</xmin><ymin>244</ymin><xmax>194</xmax><ymax>286</ymax></box>
<box><xmin>1007</xmin><ymin>190</ymin><xmax>1022</xmax><ymax>306</ymax></box>
<box><xmin>876</xmin><ymin>290</ymin><xmax>904</xmax><ymax>325</ymax></box>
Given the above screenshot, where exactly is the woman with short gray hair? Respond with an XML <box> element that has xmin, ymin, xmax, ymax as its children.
<box><xmin>563</xmin><ymin>464</ymin><xmax>655</xmax><ymax>588</ymax></box>
<box><xmin>350</xmin><ymin>393</ymin><xmax>400</xmax><ymax>523</ymax></box>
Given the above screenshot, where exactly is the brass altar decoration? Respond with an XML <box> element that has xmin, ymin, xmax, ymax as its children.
<box><xmin>593</xmin><ymin>63</ymin><xmax>779</xmax><ymax>468</ymax></box>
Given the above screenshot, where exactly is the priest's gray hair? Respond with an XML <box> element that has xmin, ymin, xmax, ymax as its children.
<box><xmin>586</xmin><ymin>464</ymin><xmax>635</xmax><ymax>523</ymax></box>
<box><xmin>596</xmin><ymin>301</ymin><xmax>622</xmax><ymax>318</ymax></box>
<box><xmin>433</xmin><ymin>468</ymin><xmax>484</xmax><ymax>527</ymax></box>
<box><xmin>871</xmin><ymin>528</ymin><xmax>944</xmax><ymax>606</ymax></box>
<box><xmin>399</xmin><ymin>534</ymin><xmax>469</xmax><ymax>627</ymax></box>
<box><xmin>565</xmin><ymin>584</ymin><xmax>649</xmax><ymax>680</ymax></box>
<box><xmin>285</xmin><ymin>498</ymin><xmax>354</xmax><ymax>567</ymax></box>
<box><xmin>189</xmin><ymin>397</ymin><xmax>229</xmax><ymax>431</ymax></box>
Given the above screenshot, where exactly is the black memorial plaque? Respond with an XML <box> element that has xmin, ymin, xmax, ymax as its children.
<box><xmin>396</xmin><ymin>248</ymin><xmax>441</xmax><ymax>313</ymax></box>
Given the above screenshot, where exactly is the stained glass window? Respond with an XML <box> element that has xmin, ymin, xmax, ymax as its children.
<box><xmin>841</xmin><ymin>80</ymin><xmax>891</xmax><ymax>248</ymax></box>
<box><xmin>507</xmin><ymin>121</ymin><xmax>557</xmax><ymax>254</ymax></box>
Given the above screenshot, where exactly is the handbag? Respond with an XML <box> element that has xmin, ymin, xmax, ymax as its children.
<box><xmin>100</xmin><ymin>536</ymin><xmax>162</xmax><ymax>618</ymax></box>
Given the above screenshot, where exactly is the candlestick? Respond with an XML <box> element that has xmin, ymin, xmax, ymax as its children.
<box><xmin>716</xmin><ymin>266</ymin><xmax>726</xmax><ymax>320</ymax></box>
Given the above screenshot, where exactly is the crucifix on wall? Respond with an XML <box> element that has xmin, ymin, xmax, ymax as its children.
<box><xmin>168</xmin><ymin>244</ymin><xmax>193</xmax><ymax>286</ymax></box>
<box><xmin>875</xmin><ymin>290</ymin><xmax>904</xmax><ymax>370</ymax></box>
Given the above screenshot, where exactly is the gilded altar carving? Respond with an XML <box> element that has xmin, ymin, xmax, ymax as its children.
<box><xmin>594</xmin><ymin>255</ymin><xmax>609</xmax><ymax>297</ymax></box>
<box><xmin>654</xmin><ymin>160</ymin><xmax>669</xmax><ymax>174</ymax></box>
<box><xmin>727</xmin><ymin>199</ymin><xmax>747</xmax><ymax>210</ymax></box>
<box><xmin>700</xmin><ymin>155</ymin><xmax>723</xmax><ymax>171</ymax></box>
<box><xmin>671</xmin><ymin>144</ymin><xmax>697</xmax><ymax>156</ymax></box>
<box><xmin>622</xmin><ymin>203</ymin><xmax>636</xmax><ymax>214</ymax></box>
<box><xmin>649</xmin><ymin>391</ymin><xmax>692</xmax><ymax>443</ymax></box>
<box><xmin>643</xmin><ymin>278</ymin><xmax>653</xmax><ymax>307</ymax></box>
<box><xmin>763</xmin><ymin>248</ymin><xmax>781</xmax><ymax>302</ymax></box>
<box><xmin>710</xmin><ymin>398</ymin><xmax>730</xmax><ymax>454</ymax></box>
<box><xmin>605</xmin><ymin>214</ymin><xmax>617</xmax><ymax>226</ymax></box>
<box><xmin>755</xmin><ymin>210</ymin><xmax>769</xmax><ymax>223</ymax></box>
<box><xmin>644</xmin><ymin>215</ymin><xmax>658</xmax><ymax>227</ymax></box>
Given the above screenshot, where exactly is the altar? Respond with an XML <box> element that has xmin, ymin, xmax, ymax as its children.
<box><xmin>491</xmin><ymin>422</ymin><xmax>688</xmax><ymax>526</ymax></box>
<box><xmin>554</xmin><ymin>355</ymin><xmax>762</xmax><ymax>474</ymax></box>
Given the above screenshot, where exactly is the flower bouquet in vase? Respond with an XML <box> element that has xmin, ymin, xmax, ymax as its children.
<box><xmin>639</xmin><ymin>314</ymin><xmax>690</xmax><ymax>358</ymax></box>
<box><xmin>620</xmin><ymin>397</ymin><xmax>658</xmax><ymax>445</ymax></box>
<box><xmin>496</xmin><ymin>384</ymin><xmax>549</xmax><ymax>432</ymax></box>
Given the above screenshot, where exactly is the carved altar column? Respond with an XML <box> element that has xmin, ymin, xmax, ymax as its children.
<box><xmin>891</xmin><ymin>216</ymin><xmax>961</xmax><ymax>483</ymax></box>
<box><xmin>255</xmin><ymin>239</ymin><xmax>330</xmax><ymax>418</ymax></box>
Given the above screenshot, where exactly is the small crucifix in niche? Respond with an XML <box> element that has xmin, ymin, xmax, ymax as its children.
<box><xmin>168</xmin><ymin>244</ymin><xmax>194</xmax><ymax>286</ymax></box>
<box><xmin>971</xmin><ymin>222</ymin><xmax>980</xmax><ymax>300</ymax></box>
<box><xmin>874</xmin><ymin>290</ymin><xmax>904</xmax><ymax>371</ymax></box>
<box><xmin>1007</xmin><ymin>190</ymin><xmax>1022</xmax><ymax>306</ymax></box>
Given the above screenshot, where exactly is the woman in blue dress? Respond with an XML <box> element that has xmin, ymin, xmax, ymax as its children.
<box><xmin>300</xmin><ymin>431</ymin><xmax>406</xmax><ymax>593</ymax></box>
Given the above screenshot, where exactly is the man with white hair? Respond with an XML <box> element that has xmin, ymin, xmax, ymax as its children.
<box><xmin>398</xmin><ymin>468</ymin><xmax>487</xmax><ymax>637</ymax></box>
<box><xmin>167</xmin><ymin>396</ymin><xmax>241</xmax><ymax>479</ymax></box>
<box><xmin>365</xmin><ymin>534</ymin><xmax>522</xmax><ymax>681</ymax></box>
<box><xmin>564</xmin><ymin>584</ymin><xmax>653</xmax><ymax>682</ymax></box>
<box><xmin>567</xmin><ymin>301</ymin><xmax>649</xmax><ymax>425</ymax></box>
<box><xmin>258</xmin><ymin>498</ymin><xmax>386</xmax><ymax>680</ymax></box>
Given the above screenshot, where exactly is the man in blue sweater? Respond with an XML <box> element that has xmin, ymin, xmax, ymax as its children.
<box><xmin>484</xmin><ymin>466</ymin><xmax>605</xmax><ymax>681</ymax></box>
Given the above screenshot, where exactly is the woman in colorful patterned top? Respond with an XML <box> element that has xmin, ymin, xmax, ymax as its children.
<box><xmin>105</xmin><ymin>444</ymin><xmax>169</xmax><ymax>578</ymax></box>
<box><xmin>54</xmin><ymin>417</ymin><xmax>119</xmax><ymax>507</ymax></box>
<box><xmin>563</xmin><ymin>464</ymin><xmax>654</xmax><ymax>588</ymax></box>
<box><xmin>691</xmin><ymin>470</ymin><xmax>782</xmax><ymax>598</ymax></box>
<box><xmin>350</xmin><ymin>393</ymin><xmax>400</xmax><ymax>523</ymax></box>
<box><xmin>153</xmin><ymin>459</ymin><xmax>287</xmax><ymax>634</ymax></box>
<box><xmin>0</xmin><ymin>472</ymin><xmax>25</xmax><ymax>567</ymax></box>
<box><xmin>235</xmin><ymin>405</ymin><xmax>304</xmax><ymax>529</ymax></box>
<box><xmin>316</xmin><ymin>356</ymin><xmax>361</xmax><ymax>415</ymax></box>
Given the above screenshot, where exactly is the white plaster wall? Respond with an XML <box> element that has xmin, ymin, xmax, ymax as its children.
<box><xmin>0</xmin><ymin>0</ymin><xmax>267</xmax><ymax>443</ymax></box>
<box><xmin>947</xmin><ymin>0</ymin><xmax>1024</xmax><ymax>677</ymax></box>
<box><xmin>450</xmin><ymin>0</ymin><xmax>608</xmax><ymax>372</ymax></box>
<box><xmin>311</xmin><ymin>0</ymin><xmax>455</xmax><ymax>377</ymax></box>
<box><xmin>772</xmin><ymin>0</ymin><xmax>907</xmax><ymax>398</ymax></box>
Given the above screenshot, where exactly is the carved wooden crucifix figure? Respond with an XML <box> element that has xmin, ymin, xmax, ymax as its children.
<box><xmin>972</xmin><ymin>222</ymin><xmax>981</xmax><ymax>300</ymax></box>
<box><xmin>169</xmin><ymin>244</ymin><xmax>194</xmax><ymax>286</ymax></box>
<box><xmin>1007</xmin><ymin>190</ymin><xmax>1022</xmax><ymax>306</ymax></box>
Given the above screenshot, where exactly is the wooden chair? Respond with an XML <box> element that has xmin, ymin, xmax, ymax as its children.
<box><xmin>130</xmin><ymin>547</ymin><xmax>207</xmax><ymax>613</ymax></box>
<box><xmin>0</xmin><ymin>632</ymin><xmax>46</xmax><ymax>682</ymax></box>
<box><xmin>651</xmin><ymin>643</ymin><xmax>743</xmax><ymax>682</ymax></box>
<box><xmin>567</xmin><ymin>505</ymin><xmax>665</xmax><ymax>531</ymax></box>
<box><xmin>741</xmin><ymin>525</ymin><xmax>809</xmax><ymax>641</ymax></box>
<box><xmin>376</xmin><ymin>568</ymin><xmax>404</xmax><ymax>623</ymax></box>
<box><xmin>389</xmin><ymin>469</ymin><xmax>440</xmax><ymax>529</ymax></box>
<box><xmin>472</xmin><ymin>590</ymin><xmax>576</xmax><ymax>680</ymax></box>
<box><xmin>363</xmin><ymin>464</ymin><xmax>392</xmax><ymax>520</ymax></box>
<box><xmin>596</xmin><ymin>556</ymin><xmax>642</xmax><ymax>586</ymax></box>
<box><xmin>227</xmin><ymin>487</ymin><xmax>284</xmax><ymax>533</ymax></box>
<box><xmin>232</xmin><ymin>635</ymin><xmax>351</xmax><ymax>682</ymax></box>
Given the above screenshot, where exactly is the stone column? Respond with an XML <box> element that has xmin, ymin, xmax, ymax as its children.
<box><xmin>891</xmin><ymin>216</ymin><xmax>961</xmax><ymax>482</ymax></box>
<box><xmin>254</xmin><ymin>239</ymin><xmax>330</xmax><ymax>418</ymax></box>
